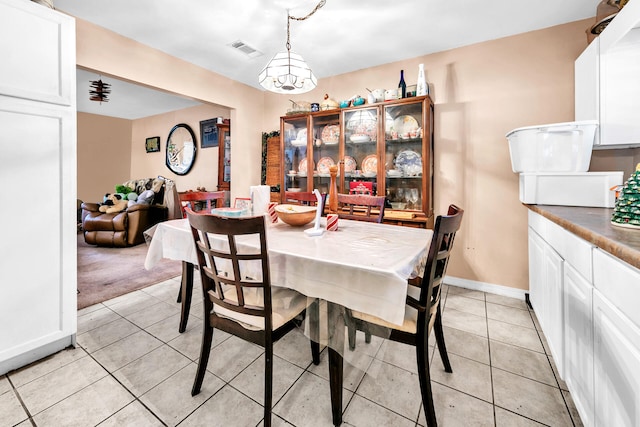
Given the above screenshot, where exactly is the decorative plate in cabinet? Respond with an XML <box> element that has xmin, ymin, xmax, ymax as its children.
<box><xmin>321</xmin><ymin>125</ymin><xmax>340</xmax><ymax>145</ymax></box>
<box><xmin>362</xmin><ymin>155</ymin><xmax>377</xmax><ymax>176</ymax></box>
<box><xmin>317</xmin><ymin>157</ymin><xmax>335</xmax><ymax>176</ymax></box>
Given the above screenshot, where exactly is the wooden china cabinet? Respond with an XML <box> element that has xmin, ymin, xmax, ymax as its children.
<box><xmin>216</xmin><ymin>123</ymin><xmax>231</xmax><ymax>191</ymax></box>
<box><xmin>279</xmin><ymin>96</ymin><xmax>434</xmax><ymax>227</ymax></box>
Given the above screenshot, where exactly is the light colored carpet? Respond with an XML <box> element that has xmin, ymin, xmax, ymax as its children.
<box><xmin>77</xmin><ymin>232</ymin><xmax>182</xmax><ymax>309</ymax></box>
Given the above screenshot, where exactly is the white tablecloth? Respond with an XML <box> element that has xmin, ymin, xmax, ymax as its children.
<box><xmin>144</xmin><ymin>218</ymin><xmax>431</xmax><ymax>326</ymax></box>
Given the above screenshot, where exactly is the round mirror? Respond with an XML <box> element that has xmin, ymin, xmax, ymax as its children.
<box><xmin>166</xmin><ymin>123</ymin><xmax>197</xmax><ymax>175</ymax></box>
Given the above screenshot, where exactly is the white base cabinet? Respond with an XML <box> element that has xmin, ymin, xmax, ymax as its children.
<box><xmin>529</xmin><ymin>210</ymin><xmax>640</xmax><ymax>427</ymax></box>
<box><xmin>563</xmin><ymin>263</ymin><xmax>594</xmax><ymax>427</ymax></box>
<box><xmin>528</xmin><ymin>227</ymin><xmax>564</xmax><ymax>376</ymax></box>
<box><xmin>593</xmin><ymin>290</ymin><xmax>640</xmax><ymax>427</ymax></box>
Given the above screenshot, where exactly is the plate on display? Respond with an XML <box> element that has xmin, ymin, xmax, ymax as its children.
<box><xmin>361</xmin><ymin>155</ymin><xmax>377</xmax><ymax>174</ymax></box>
<box><xmin>343</xmin><ymin>156</ymin><xmax>357</xmax><ymax>173</ymax></box>
<box><xmin>349</xmin><ymin>134</ymin><xmax>371</xmax><ymax>143</ymax></box>
<box><xmin>321</xmin><ymin>125</ymin><xmax>340</xmax><ymax>145</ymax></box>
<box><xmin>298</xmin><ymin>158</ymin><xmax>315</xmax><ymax>174</ymax></box>
<box><xmin>317</xmin><ymin>157</ymin><xmax>335</xmax><ymax>174</ymax></box>
<box><xmin>394</xmin><ymin>150</ymin><xmax>422</xmax><ymax>175</ymax></box>
<box><xmin>389</xmin><ymin>115</ymin><xmax>419</xmax><ymax>138</ymax></box>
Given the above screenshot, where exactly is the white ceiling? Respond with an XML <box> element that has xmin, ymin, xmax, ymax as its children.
<box><xmin>56</xmin><ymin>0</ymin><xmax>600</xmax><ymax>119</ymax></box>
<box><xmin>77</xmin><ymin>69</ymin><xmax>201</xmax><ymax>120</ymax></box>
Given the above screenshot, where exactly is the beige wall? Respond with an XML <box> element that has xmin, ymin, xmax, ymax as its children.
<box><xmin>75</xmin><ymin>15</ymin><xmax>637</xmax><ymax>292</ymax></box>
<box><xmin>264</xmin><ymin>19</ymin><xmax>593</xmax><ymax>291</ymax></box>
<box><xmin>130</xmin><ymin>104</ymin><xmax>230</xmax><ymax>192</ymax></box>
<box><xmin>74</xmin><ymin>18</ymin><xmax>265</xmax><ymax>204</ymax></box>
<box><xmin>77</xmin><ymin>104</ymin><xmax>230</xmax><ymax>201</ymax></box>
<box><xmin>77</xmin><ymin>112</ymin><xmax>132</xmax><ymax>202</ymax></box>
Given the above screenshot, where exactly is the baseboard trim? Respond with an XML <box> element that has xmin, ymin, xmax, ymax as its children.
<box><xmin>444</xmin><ymin>276</ymin><xmax>528</xmax><ymax>301</ymax></box>
<box><xmin>0</xmin><ymin>335</ymin><xmax>75</xmax><ymax>376</ymax></box>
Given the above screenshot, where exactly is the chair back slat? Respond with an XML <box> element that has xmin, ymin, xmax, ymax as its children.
<box><xmin>187</xmin><ymin>209</ymin><xmax>272</xmax><ymax>326</ymax></box>
<box><xmin>418</xmin><ymin>204</ymin><xmax>464</xmax><ymax>330</ymax></box>
<box><xmin>179</xmin><ymin>190</ymin><xmax>225</xmax><ymax>217</ymax></box>
<box><xmin>284</xmin><ymin>191</ymin><xmax>326</xmax><ymax>212</ymax></box>
<box><xmin>336</xmin><ymin>194</ymin><xmax>386</xmax><ymax>223</ymax></box>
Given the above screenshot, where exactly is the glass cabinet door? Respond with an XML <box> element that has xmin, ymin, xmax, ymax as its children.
<box><xmin>216</xmin><ymin>123</ymin><xmax>231</xmax><ymax>192</ymax></box>
<box><xmin>310</xmin><ymin>112</ymin><xmax>340</xmax><ymax>195</ymax></box>
<box><xmin>342</xmin><ymin>107</ymin><xmax>379</xmax><ymax>195</ymax></box>
<box><xmin>383</xmin><ymin>100</ymin><xmax>426</xmax><ymax>212</ymax></box>
<box><xmin>281</xmin><ymin>116</ymin><xmax>309</xmax><ymax>193</ymax></box>
<box><xmin>220</xmin><ymin>125</ymin><xmax>231</xmax><ymax>191</ymax></box>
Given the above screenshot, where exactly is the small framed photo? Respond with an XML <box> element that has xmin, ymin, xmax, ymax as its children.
<box><xmin>234</xmin><ymin>197</ymin><xmax>251</xmax><ymax>212</ymax></box>
<box><xmin>145</xmin><ymin>136</ymin><xmax>160</xmax><ymax>153</ymax></box>
<box><xmin>200</xmin><ymin>118</ymin><xmax>219</xmax><ymax>148</ymax></box>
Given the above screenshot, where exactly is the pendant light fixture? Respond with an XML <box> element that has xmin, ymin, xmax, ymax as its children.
<box><xmin>89</xmin><ymin>78</ymin><xmax>111</xmax><ymax>103</ymax></box>
<box><xmin>259</xmin><ymin>0</ymin><xmax>326</xmax><ymax>94</ymax></box>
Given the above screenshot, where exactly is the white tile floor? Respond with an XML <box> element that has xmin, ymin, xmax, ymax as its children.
<box><xmin>1</xmin><ymin>278</ymin><xmax>584</xmax><ymax>427</ymax></box>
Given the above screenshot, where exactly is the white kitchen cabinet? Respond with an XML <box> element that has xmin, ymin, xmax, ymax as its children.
<box><xmin>0</xmin><ymin>0</ymin><xmax>77</xmax><ymax>375</ymax></box>
<box><xmin>528</xmin><ymin>217</ymin><xmax>565</xmax><ymax>377</ymax></box>
<box><xmin>529</xmin><ymin>209</ymin><xmax>640</xmax><ymax>427</ymax></box>
<box><xmin>592</xmin><ymin>248</ymin><xmax>640</xmax><ymax>427</ymax></box>
<box><xmin>574</xmin><ymin>0</ymin><xmax>640</xmax><ymax>148</ymax></box>
<box><xmin>527</xmin><ymin>225</ymin><xmax>545</xmax><ymax>320</ymax></box>
<box><xmin>593</xmin><ymin>290</ymin><xmax>640</xmax><ymax>427</ymax></box>
<box><xmin>563</xmin><ymin>263</ymin><xmax>594</xmax><ymax>427</ymax></box>
<box><xmin>575</xmin><ymin>38</ymin><xmax>599</xmax><ymax>143</ymax></box>
<box><xmin>593</xmin><ymin>248</ymin><xmax>640</xmax><ymax>329</ymax></box>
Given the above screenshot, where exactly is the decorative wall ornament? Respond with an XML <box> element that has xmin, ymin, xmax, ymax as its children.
<box><xmin>145</xmin><ymin>136</ymin><xmax>160</xmax><ymax>153</ymax></box>
<box><xmin>89</xmin><ymin>79</ymin><xmax>111</xmax><ymax>103</ymax></box>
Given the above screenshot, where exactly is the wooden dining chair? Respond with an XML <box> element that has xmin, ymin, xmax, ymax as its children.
<box><xmin>186</xmin><ymin>209</ymin><xmax>318</xmax><ymax>427</ymax></box>
<box><xmin>179</xmin><ymin>190</ymin><xmax>225</xmax><ymax>217</ymax></box>
<box><xmin>284</xmin><ymin>191</ymin><xmax>327</xmax><ymax>211</ymax></box>
<box><xmin>347</xmin><ymin>204</ymin><xmax>464</xmax><ymax>427</ymax></box>
<box><xmin>336</xmin><ymin>193</ymin><xmax>386</xmax><ymax>223</ymax></box>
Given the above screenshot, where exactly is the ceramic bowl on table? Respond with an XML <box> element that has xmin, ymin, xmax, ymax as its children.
<box><xmin>275</xmin><ymin>204</ymin><xmax>316</xmax><ymax>226</ymax></box>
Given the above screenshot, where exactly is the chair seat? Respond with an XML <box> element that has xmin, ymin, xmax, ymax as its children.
<box><xmin>213</xmin><ymin>286</ymin><xmax>308</xmax><ymax>331</ymax></box>
<box><xmin>351</xmin><ymin>286</ymin><xmax>420</xmax><ymax>334</ymax></box>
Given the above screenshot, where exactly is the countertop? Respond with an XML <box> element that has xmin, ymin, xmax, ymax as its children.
<box><xmin>526</xmin><ymin>205</ymin><xmax>640</xmax><ymax>271</ymax></box>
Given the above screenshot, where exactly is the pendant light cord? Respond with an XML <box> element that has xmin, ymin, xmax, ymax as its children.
<box><xmin>286</xmin><ymin>0</ymin><xmax>326</xmax><ymax>51</ymax></box>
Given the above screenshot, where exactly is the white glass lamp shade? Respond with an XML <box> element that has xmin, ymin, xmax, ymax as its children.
<box><xmin>259</xmin><ymin>51</ymin><xmax>317</xmax><ymax>94</ymax></box>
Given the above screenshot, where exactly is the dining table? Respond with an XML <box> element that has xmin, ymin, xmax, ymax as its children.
<box><xmin>144</xmin><ymin>216</ymin><xmax>431</xmax><ymax>426</ymax></box>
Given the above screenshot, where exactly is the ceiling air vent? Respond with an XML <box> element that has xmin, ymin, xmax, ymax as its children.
<box><xmin>229</xmin><ymin>40</ymin><xmax>263</xmax><ymax>58</ymax></box>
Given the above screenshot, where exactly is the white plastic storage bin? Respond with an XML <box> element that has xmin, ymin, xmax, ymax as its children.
<box><xmin>507</xmin><ymin>120</ymin><xmax>598</xmax><ymax>173</ymax></box>
<box><xmin>519</xmin><ymin>171</ymin><xmax>623</xmax><ymax>207</ymax></box>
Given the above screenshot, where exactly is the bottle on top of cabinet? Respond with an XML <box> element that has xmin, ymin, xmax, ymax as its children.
<box><xmin>398</xmin><ymin>69</ymin><xmax>406</xmax><ymax>98</ymax></box>
<box><xmin>417</xmin><ymin>64</ymin><xmax>428</xmax><ymax>96</ymax></box>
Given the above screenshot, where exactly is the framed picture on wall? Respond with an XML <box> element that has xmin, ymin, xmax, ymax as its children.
<box><xmin>145</xmin><ymin>136</ymin><xmax>160</xmax><ymax>153</ymax></box>
<box><xmin>200</xmin><ymin>118</ymin><xmax>219</xmax><ymax>148</ymax></box>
